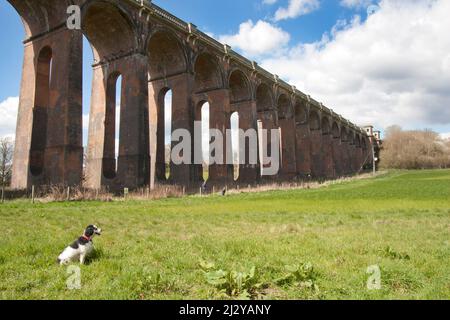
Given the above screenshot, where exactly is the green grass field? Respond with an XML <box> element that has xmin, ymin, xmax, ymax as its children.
<box><xmin>0</xmin><ymin>170</ymin><xmax>449</xmax><ymax>300</ymax></box>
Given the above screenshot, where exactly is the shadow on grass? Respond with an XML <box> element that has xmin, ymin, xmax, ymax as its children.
<box><xmin>84</xmin><ymin>247</ymin><xmax>106</xmax><ymax>266</ymax></box>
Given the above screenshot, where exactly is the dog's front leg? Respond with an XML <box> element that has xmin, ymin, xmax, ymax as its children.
<box><xmin>80</xmin><ymin>254</ymin><xmax>86</xmax><ymax>265</ymax></box>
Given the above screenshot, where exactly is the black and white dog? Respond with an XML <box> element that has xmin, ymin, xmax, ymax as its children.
<box><xmin>58</xmin><ymin>225</ymin><xmax>102</xmax><ymax>265</ymax></box>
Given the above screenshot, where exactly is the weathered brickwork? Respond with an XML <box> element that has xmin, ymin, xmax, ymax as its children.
<box><xmin>8</xmin><ymin>0</ymin><xmax>378</xmax><ymax>191</ymax></box>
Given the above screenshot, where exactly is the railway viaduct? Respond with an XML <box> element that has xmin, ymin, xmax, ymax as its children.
<box><xmin>7</xmin><ymin>0</ymin><xmax>378</xmax><ymax>191</ymax></box>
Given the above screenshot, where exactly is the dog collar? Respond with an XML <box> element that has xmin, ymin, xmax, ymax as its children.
<box><xmin>81</xmin><ymin>235</ymin><xmax>91</xmax><ymax>241</ymax></box>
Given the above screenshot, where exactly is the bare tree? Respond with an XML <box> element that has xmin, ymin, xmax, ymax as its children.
<box><xmin>0</xmin><ymin>138</ymin><xmax>14</xmax><ymax>187</ymax></box>
<box><xmin>381</xmin><ymin>126</ymin><xmax>450</xmax><ymax>169</ymax></box>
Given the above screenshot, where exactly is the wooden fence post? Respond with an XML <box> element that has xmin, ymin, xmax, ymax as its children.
<box><xmin>31</xmin><ymin>185</ymin><xmax>35</xmax><ymax>204</ymax></box>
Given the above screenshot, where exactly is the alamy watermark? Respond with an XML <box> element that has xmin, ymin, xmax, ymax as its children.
<box><xmin>67</xmin><ymin>5</ymin><xmax>81</xmax><ymax>30</ymax></box>
<box><xmin>66</xmin><ymin>265</ymin><xmax>81</xmax><ymax>290</ymax></box>
<box><xmin>171</xmin><ymin>122</ymin><xmax>281</xmax><ymax>176</ymax></box>
<box><xmin>366</xmin><ymin>265</ymin><xmax>381</xmax><ymax>290</ymax></box>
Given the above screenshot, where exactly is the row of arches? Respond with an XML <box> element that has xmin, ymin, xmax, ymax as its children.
<box><xmin>9</xmin><ymin>0</ymin><xmax>371</xmax><ymax>189</ymax></box>
<box><xmin>27</xmin><ymin>33</ymin><xmax>368</xmax><ymax>187</ymax></box>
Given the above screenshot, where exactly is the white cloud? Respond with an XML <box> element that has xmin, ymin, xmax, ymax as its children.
<box><xmin>441</xmin><ymin>133</ymin><xmax>450</xmax><ymax>140</ymax></box>
<box><xmin>219</xmin><ymin>20</ymin><xmax>290</xmax><ymax>57</ymax></box>
<box><xmin>274</xmin><ymin>0</ymin><xmax>320</xmax><ymax>21</ymax></box>
<box><xmin>0</xmin><ymin>96</ymin><xmax>19</xmax><ymax>139</ymax></box>
<box><xmin>82</xmin><ymin>113</ymin><xmax>90</xmax><ymax>147</ymax></box>
<box><xmin>340</xmin><ymin>0</ymin><xmax>375</xmax><ymax>9</ymax></box>
<box><xmin>260</xmin><ymin>0</ymin><xmax>450</xmax><ymax>130</ymax></box>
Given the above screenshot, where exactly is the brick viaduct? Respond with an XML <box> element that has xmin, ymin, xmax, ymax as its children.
<box><xmin>8</xmin><ymin>0</ymin><xmax>377</xmax><ymax>191</ymax></box>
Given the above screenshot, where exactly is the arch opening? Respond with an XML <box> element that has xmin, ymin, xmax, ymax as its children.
<box><xmin>82</xmin><ymin>35</ymin><xmax>95</xmax><ymax>175</ymax></box>
<box><xmin>148</xmin><ymin>31</ymin><xmax>186</xmax><ymax>80</ymax></box>
<box><xmin>102</xmin><ymin>72</ymin><xmax>122</xmax><ymax>180</ymax></box>
<box><xmin>156</xmin><ymin>88</ymin><xmax>173</xmax><ymax>181</ymax></box>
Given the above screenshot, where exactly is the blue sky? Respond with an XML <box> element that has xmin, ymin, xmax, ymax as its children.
<box><xmin>0</xmin><ymin>0</ymin><xmax>367</xmax><ymax>103</ymax></box>
<box><xmin>1</xmin><ymin>0</ymin><xmax>450</xmax><ymax>140</ymax></box>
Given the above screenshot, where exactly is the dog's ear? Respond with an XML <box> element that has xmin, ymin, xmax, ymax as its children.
<box><xmin>85</xmin><ymin>226</ymin><xmax>95</xmax><ymax>237</ymax></box>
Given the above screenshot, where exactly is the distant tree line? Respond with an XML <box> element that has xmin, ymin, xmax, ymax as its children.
<box><xmin>380</xmin><ymin>126</ymin><xmax>450</xmax><ymax>169</ymax></box>
<box><xmin>0</xmin><ymin>137</ymin><xmax>14</xmax><ymax>187</ymax></box>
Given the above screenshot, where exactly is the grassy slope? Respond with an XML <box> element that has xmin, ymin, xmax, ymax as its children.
<box><xmin>0</xmin><ymin>170</ymin><xmax>449</xmax><ymax>300</ymax></box>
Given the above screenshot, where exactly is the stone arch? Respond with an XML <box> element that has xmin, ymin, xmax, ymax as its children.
<box><xmin>278</xmin><ymin>93</ymin><xmax>296</xmax><ymax>178</ymax></box>
<box><xmin>82</xmin><ymin>1</ymin><xmax>136</xmax><ymax>63</ymax></box>
<box><xmin>331</xmin><ymin>121</ymin><xmax>340</xmax><ymax>139</ymax></box>
<box><xmin>348</xmin><ymin>130</ymin><xmax>357</xmax><ymax>172</ymax></box>
<box><xmin>355</xmin><ymin>134</ymin><xmax>362</xmax><ymax>147</ymax></box>
<box><xmin>256</xmin><ymin>83</ymin><xmax>273</xmax><ymax>113</ymax></box>
<box><xmin>309</xmin><ymin>110</ymin><xmax>321</xmax><ymax>131</ymax></box>
<box><xmin>341</xmin><ymin>126</ymin><xmax>348</xmax><ymax>142</ymax></box>
<box><xmin>348</xmin><ymin>130</ymin><xmax>356</xmax><ymax>145</ymax></box>
<box><xmin>309</xmin><ymin>109</ymin><xmax>323</xmax><ymax>178</ymax></box>
<box><xmin>330</xmin><ymin>120</ymin><xmax>342</xmax><ymax>177</ymax></box>
<box><xmin>320</xmin><ymin>115</ymin><xmax>334</xmax><ymax>178</ymax></box>
<box><xmin>8</xmin><ymin>0</ymin><xmax>42</xmax><ymax>37</ymax></box>
<box><xmin>277</xmin><ymin>94</ymin><xmax>293</xmax><ymax>120</ymax></box>
<box><xmin>8</xmin><ymin>0</ymin><xmax>71</xmax><ymax>37</ymax></box>
<box><xmin>229</xmin><ymin>69</ymin><xmax>251</xmax><ymax>103</ymax></box>
<box><xmin>294</xmin><ymin>100</ymin><xmax>307</xmax><ymax>124</ymax></box>
<box><xmin>256</xmin><ymin>82</ymin><xmax>276</xmax><ymax>178</ymax></box>
<box><xmin>362</xmin><ymin>136</ymin><xmax>368</xmax><ymax>150</ymax></box>
<box><xmin>228</xmin><ymin>70</ymin><xmax>255</xmax><ymax>183</ymax></box>
<box><xmin>147</xmin><ymin>30</ymin><xmax>187</xmax><ymax>81</ymax></box>
<box><xmin>193</xmin><ymin>52</ymin><xmax>223</xmax><ymax>92</ymax></box>
<box><xmin>321</xmin><ymin>116</ymin><xmax>331</xmax><ymax>135</ymax></box>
